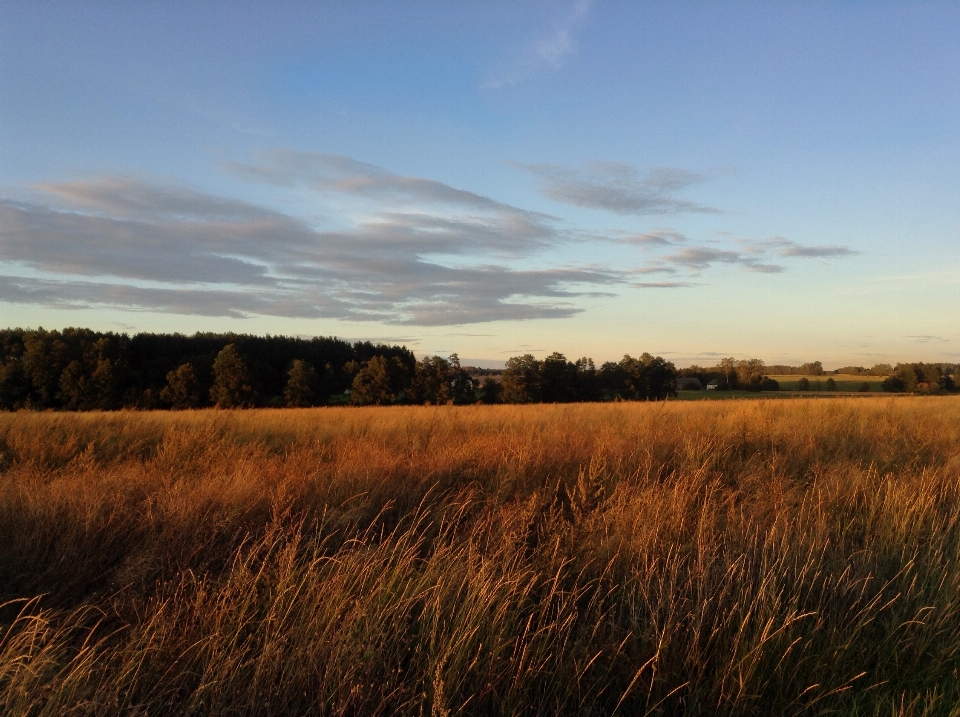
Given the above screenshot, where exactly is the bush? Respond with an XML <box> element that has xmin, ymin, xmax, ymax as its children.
<box><xmin>882</xmin><ymin>375</ymin><xmax>906</xmax><ymax>393</ymax></box>
<box><xmin>760</xmin><ymin>377</ymin><xmax>780</xmax><ymax>391</ymax></box>
<box><xmin>859</xmin><ymin>382</ymin><xmax>871</xmax><ymax>393</ymax></box>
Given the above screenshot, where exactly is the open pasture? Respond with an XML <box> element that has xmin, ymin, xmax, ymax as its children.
<box><xmin>769</xmin><ymin>374</ymin><xmax>886</xmax><ymax>392</ymax></box>
<box><xmin>2</xmin><ymin>398</ymin><xmax>960</xmax><ymax>715</ymax></box>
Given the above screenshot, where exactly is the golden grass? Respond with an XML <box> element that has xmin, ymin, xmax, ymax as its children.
<box><xmin>1</xmin><ymin>398</ymin><xmax>960</xmax><ymax>715</ymax></box>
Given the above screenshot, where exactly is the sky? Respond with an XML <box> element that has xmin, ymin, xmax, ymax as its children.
<box><xmin>1</xmin><ymin>1</ymin><xmax>958</xmax><ymax>368</ymax></box>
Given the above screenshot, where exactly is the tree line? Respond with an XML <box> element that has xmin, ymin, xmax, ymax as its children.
<box><xmin>2</xmin><ymin>328</ymin><xmax>955</xmax><ymax>411</ymax></box>
<box><xmin>0</xmin><ymin>328</ymin><xmax>680</xmax><ymax>410</ymax></box>
<box><xmin>344</xmin><ymin>351</ymin><xmax>678</xmax><ymax>405</ymax></box>
<box><xmin>880</xmin><ymin>363</ymin><xmax>958</xmax><ymax>394</ymax></box>
<box><xmin>678</xmin><ymin>358</ymin><xmax>781</xmax><ymax>391</ymax></box>
<box><xmin>679</xmin><ymin>358</ymin><xmax>958</xmax><ymax>394</ymax></box>
<box><xmin>0</xmin><ymin>328</ymin><xmax>413</xmax><ymax>410</ymax></box>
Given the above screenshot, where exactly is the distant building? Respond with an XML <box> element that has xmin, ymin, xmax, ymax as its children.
<box><xmin>706</xmin><ymin>380</ymin><xmax>720</xmax><ymax>390</ymax></box>
<box><xmin>676</xmin><ymin>377</ymin><xmax>703</xmax><ymax>390</ymax></box>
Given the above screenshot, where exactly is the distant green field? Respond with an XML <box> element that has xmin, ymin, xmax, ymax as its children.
<box><xmin>675</xmin><ymin>374</ymin><xmax>889</xmax><ymax>400</ymax></box>
<box><xmin>674</xmin><ymin>389</ymin><xmax>884</xmax><ymax>401</ymax></box>
<box><xmin>675</xmin><ymin>390</ymin><xmax>799</xmax><ymax>401</ymax></box>
<box><xmin>769</xmin><ymin>374</ymin><xmax>884</xmax><ymax>392</ymax></box>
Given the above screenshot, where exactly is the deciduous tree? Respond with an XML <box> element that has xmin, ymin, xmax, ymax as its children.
<box><xmin>351</xmin><ymin>356</ymin><xmax>409</xmax><ymax>405</ymax></box>
<box><xmin>736</xmin><ymin>358</ymin><xmax>766</xmax><ymax>391</ymax></box>
<box><xmin>478</xmin><ymin>378</ymin><xmax>503</xmax><ymax>404</ymax></box>
<box><xmin>210</xmin><ymin>344</ymin><xmax>256</xmax><ymax>408</ymax></box>
<box><xmin>801</xmin><ymin>361</ymin><xmax>825</xmax><ymax>376</ymax></box>
<box><xmin>541</xmin><ymin>352</ymin><xmax>577</xmax><ymax>403</ymax></box>
<box><xmin>284</xmin><ymin>359</ymin><xmax>318</xmax><ymax>407</ymax></box>
<box><xmin>502</xmin><ymin>354</ymin><xmax>542</xmax><ymax>403</ymax></box>
<box><xmin>162</xmin><ymin>363</ymin><xmax>202</xmax><ymax>409</ymax></box>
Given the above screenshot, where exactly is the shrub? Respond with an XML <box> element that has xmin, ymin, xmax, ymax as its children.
<box><xmin>882</xmin><ymin>375</ymin><xmax>906</xmax><ymax>393</ymax></box>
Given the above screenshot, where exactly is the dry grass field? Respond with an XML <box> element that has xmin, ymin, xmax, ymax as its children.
<box><xmin>2</xmin><ymin>398</ymin><xmax>960</xmax><ymax>715</ymax></box>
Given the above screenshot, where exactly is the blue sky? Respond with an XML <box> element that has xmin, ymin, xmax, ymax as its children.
<box><xmin>2</xmin><ymin>1</ymin><xmax>958</xmax><ymax>368</ymax></box>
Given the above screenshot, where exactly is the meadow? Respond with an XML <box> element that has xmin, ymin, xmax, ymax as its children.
<box><xmin>675</xmin><ymin>375</ymin><xmax>889</xmax><ymax>400</ymax></box>
<box><xmin>768</xmin><ymin>374</ymin><xmax>886</xmax><ymax>392</ymax></box>
<box><xmin>2</xmin><ymin>398</ymin><xmax>960</xmax><ymax>716</ymax></box>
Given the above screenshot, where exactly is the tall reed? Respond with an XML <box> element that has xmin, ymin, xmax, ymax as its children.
<box><xmin>1</xmin><ymin>398</ymin><xmax>959</xmax><ymax>715</ymax></box>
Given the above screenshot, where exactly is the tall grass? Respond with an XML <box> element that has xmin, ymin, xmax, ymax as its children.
<box><xmin>1</xmin><ymin>398</ymin><xmax>960</xmax><ymax>715</ymax></box>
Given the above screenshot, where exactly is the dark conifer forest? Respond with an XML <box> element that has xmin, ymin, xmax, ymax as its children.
<box><xmin>0</xmin><ymin>328</ymin><xmax>415</xmax><ymax>410</ymax></box>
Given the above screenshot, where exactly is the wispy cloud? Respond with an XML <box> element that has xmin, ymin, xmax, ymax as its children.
<box><xmin>620</xmin><ymin>229</ymin><xmax>688</xmax><ymax>247</ymax></box>
<box><xmin>629</xmin><ymin>234</ymin><xmax>856</xmax><ymax>280</ymax></box>
<box><xmin>226</xmin><ymin>150</ymin><xmax>528</xmax><ymax>214</ymax></box>
<box><xmin>1</xmin><ymin>156</ymin><xmax>627</xmax><ymax>325</ymax></box>
<box><xmin>743</xmin><ymin>263</ymin><xmax>786</xmax><ymax>274</ymax></box>
<box><xmin>663</xmin><ymin>247</ymin><xmax>743</xmax><ymax>269</ymax></box>
<box><xmin>485</xmin><ymin>1</ymin><xmax>592</xmax><ymax>89</ymax></box>
<box><xmin>908</xmin><ymin>335</ymin><xmax>950</xmax><ymax>343</ymax></box>
<box><xmin>633</xmin><ymin>281</ymin><xmax>700</xmax><ymax>289</ymax></box>
<box><xmin>515</xmin><ymin>162</ymin><xmax>719</xmax><ymax>215</ymax></box>
<box><xmin>223</xmin><ymin>149</ymin><xmax>558</xmax><ymax>257</ymax></box>
<box><xmin>779</xmin><ymin>244</ymin><xmax>857</xmax><ymax>258</ymax></box>
<box><xmin>629</xmin><ymin>265</ymin><xmax>679</xmax><ymax>276</ymax></box>
<box><xmin>739</xmin><ymin>236</ymin><xmax>858</xmax><ymax>259</ymax></box>
<box><xmin>0</xmin><ymin>149</ymin><xmax>866</xmax><ymax>317</ymax></box>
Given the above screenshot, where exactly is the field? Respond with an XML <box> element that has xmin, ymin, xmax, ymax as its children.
<box><xmin>2</xmin><ymin>398</ymin><xmax>960</xmax><ymax>715</ymax></box>
<box><xmin>675</xmin><ymin>374</ymin><xmax>888</xmax><ymax>400</ymax></box>
<box><xmin>769</xmin><ymin>374</ymin><xmax>886</xmax><ymax>392</ymax></box>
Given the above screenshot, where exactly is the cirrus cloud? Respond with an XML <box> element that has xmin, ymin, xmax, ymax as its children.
<box><xmin>484</xmin><ymin>0</ymin><xmax>592</xmax><ymax>89</ymax></box>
